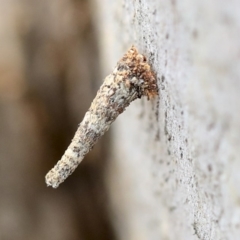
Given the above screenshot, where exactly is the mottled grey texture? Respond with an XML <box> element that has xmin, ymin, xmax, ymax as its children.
<box><xmin>94</xmin><ymin>0</ymin><xmax>240</xmax><ymax>239</ymax></box>
<box><xmin>45</xmin><ymin>46</ymin><xmax>157</xmax><ymax>188</ymax></box>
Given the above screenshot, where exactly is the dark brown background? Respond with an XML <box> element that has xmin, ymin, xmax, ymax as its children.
<box><xmin>0</xmin><ymin>0</ymin><xmax>115</xmax><ymax>239</ymax></box>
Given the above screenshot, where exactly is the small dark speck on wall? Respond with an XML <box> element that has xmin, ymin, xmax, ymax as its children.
<box><xmin>192</xmin><ymin>29</ymin><xmax>198</xmax><ymax>39</ymax></box>
<box><xmin>208</xmin><ymin>164</ymin><xmax>212</xmax><ymax>172</ymax></box>
<box><xmin>161</xmin><ymin>75</ymin><xmax>165</xmax><ymax>82</ymax></box>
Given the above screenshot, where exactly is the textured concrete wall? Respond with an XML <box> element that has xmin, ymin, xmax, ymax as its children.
<box><xmin>93</xmin><ymin>0</ymin><xmax>240</xmax><ymax>239</ymax></box>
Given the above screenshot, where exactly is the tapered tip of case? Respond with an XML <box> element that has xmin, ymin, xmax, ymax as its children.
<box><xmin>45</xmin><ymin>170</ymin><xmax>60</xmax><ymax>188</ymax></box>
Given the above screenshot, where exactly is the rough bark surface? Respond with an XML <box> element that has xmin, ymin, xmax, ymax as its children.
<box><xmin>94</xmin><ymin>0</ymin><xmax>240</xmax><ymax>239</ymax></box>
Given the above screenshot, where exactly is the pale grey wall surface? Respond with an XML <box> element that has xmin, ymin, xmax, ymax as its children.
<box><xmin>93</xmin><ymin>0</ymin><xmax>240</xmax><ymax>239</ymax></box>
